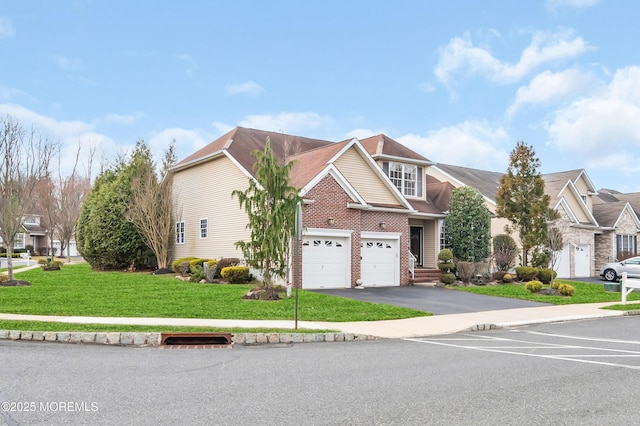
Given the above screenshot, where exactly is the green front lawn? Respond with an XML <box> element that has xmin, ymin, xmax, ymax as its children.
<box><xmin>0</xmin><ymin>264</ymin><xmax>430</xmax><ymax>322</ymax></box>
<box><xmin>451</xmin><ymin>280</ymin><xmax>640</xmax><ymax>304</ymax></box>
<box><xmin>0</xmin><ymin>320</ymin><xmax>335</xmax><ymax>334</ymax></box>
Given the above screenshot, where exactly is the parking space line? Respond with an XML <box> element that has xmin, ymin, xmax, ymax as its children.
<box><xmin>405</xmin><ymin>336</ymin><xmax>640</xmax><ymax>370</ymax></box>
<box><xmin>511</xmin><ymin>329</ymin><xmax>640</xmax><ymax>345</ymax></box>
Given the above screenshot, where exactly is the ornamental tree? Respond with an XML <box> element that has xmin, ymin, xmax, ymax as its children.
<box><xmin>496</xmin><ymin>141</ymin><xmax>550</xmax><ymax>266</ymax></box>
<box><xmin>232</xmin><ymin>138</ymin><xmax>301</xmax><ymax>292</ymax></box>
<box><xmin>445</xmin><ymin>186</ymin><xmax>491</xmax><ymax>262</ymax></box>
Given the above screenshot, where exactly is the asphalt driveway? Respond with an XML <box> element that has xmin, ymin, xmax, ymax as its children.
<box><xmin>313</xmin><ymin>285</ymin><xmax>552</xmax><ymax>315</ymax></box>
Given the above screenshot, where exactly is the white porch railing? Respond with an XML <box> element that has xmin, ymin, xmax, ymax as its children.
<box><xmin>408</xmin><ymin>251</ymin><xmax>417</xmax><ymax>280</ymax></box>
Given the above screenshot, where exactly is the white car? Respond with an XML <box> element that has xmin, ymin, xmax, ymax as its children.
<box><xmin>600</xmin><ymin>256</ymin><xmax>640</xmax><ymax>281</ymax></box>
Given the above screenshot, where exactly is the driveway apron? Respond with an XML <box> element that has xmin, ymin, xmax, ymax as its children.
<box><xmin>313</xmin><ymin>286</ymin><xmax>552</xmax><ymax>315</ymax></box>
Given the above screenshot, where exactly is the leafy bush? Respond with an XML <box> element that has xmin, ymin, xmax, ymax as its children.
<box><xmin>531</xmin><ymin>248</ymin><xmax>551</xmax><ymax>269</ymax></box>
<box><xmin>525</xmin><ymin>280</ymin><xmax>543</xmax><ymax>293</ymax></box>
<box><xmin>220</xmin><ymin>266</ymin><xmax>250</xmax><ymax>284</ymax></box>
<box><xmin>171</xmin><ymin>257</ymin><xmax>197</xmax><ymax>272</ymax></box>
<box><xmin>558</xmin><ymin>283</ymin><xmax>575</xmax><ymax>296</ymax></box>
<box><xmin>550</xmin><ymin>280</ymin><xmax>560</xmax><ymax>289</ymax></box>
<box><xmin>440</xmin><ymin>272</ymin><xmax>456</xmax><ymax>285</ymax></box>
<box><xmin>502</xmin><ymin>273</ymin><xmax>513</xmax><ymax>283</ymax></box>
<box><xmin>437</xmin><ymin>249</ymin><xmax>455</xmax><ymax>273</ymax></box>
<box><xmin>188</xmin><ymin>258</ymin><xmax>214</xmax><ymax>272</ymax></box>
<box><xmin>493</xmin><ymin>234</ymin><xmax>518</xmax><ymax>271</ymax></box>
<box><xmin>515</xmin><ymin>266</ymin><xmax>538</xmax><ymax>282</ymax></box>
<box><xmin>0</xmin><ymin>274</ymin><xmax>8</xmax><ymax>282</ymax></box>
<box><xmin>215</xmin><ymin>258</ymin><xmax>241</xmax><ymax>279</ymax></box>
<box><xmin>174</xmin><ymin>261</ymin><xmax>190</xmax><ymax>277</ymax></box>
<box><xmin>438</xmin><ymin>249</ymin><xmax>453</xmax><ymax>262</ymax></box>
<box><xmin>189</xmin><ymin>265</ymin><xmax>206</xmax><ymax>283</ymax></box>
<box><xmin>456</xmin><ymin>261</ymin><xmax>474</xmax><ymax>283</ymax></box>
<box><xmin>537</xmin><ymin>268</ymin><xmax>557</xmax><ymax>285</ymax></box>
<box><xmin>39</xmin><ymin>259</ymin><xmax>63</xmax><ymax>271</ymax></box>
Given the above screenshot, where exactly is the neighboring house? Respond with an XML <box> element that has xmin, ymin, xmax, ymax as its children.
<box><xmin>593</xmin><ymin>189</ymin><xmax>640</xmax><ymax>263</ymax></box>
<box><xmin>0</xmin><ymin>215</ymin><xmax>79</xmax><ymax>257</ymax></box>
<box><xmin>172</xmin><ymin>127</ymin><xmax>450</xmax><ymax>289</ymax></box>
<box><xmin>426</xmin><ymin>165</ymin><xmax>602</xmax><ymax>278</ymax></box>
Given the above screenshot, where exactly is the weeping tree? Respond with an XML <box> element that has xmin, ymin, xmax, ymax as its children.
<box><xmin>232</xmin><ymin>138</ymin><xmax>300</xmax><ymax>296</ymax></box>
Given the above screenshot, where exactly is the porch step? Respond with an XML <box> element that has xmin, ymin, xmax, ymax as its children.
<box><xmin>411</xmin><ymin>268</ymin><xmax>441</xmax><ymax>284</ymax></box>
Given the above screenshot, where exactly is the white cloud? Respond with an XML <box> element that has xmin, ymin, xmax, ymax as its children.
<box><xmin>224</xmin><ymin>81</ymin><xmax>264</xmax><ymax>96</ymax></box>
<box><xmin>546</xmin><ymin>0</ymin><xmax>599</xmax><ymax>11</ymax></box>
<box><xmin>435</xmin><ymin>29</ymin><xmax>589</xmax><ymax>87</ymax></box>
<box><xmin>545</xmin><ymin>66</ymin><xmax>640</xmax><ymax>174</ymax></box>
<box><xmin>148</xmin><ymin>127</ymin><xmax>211</xmax><ymax>163</ymax></box>
<box><xmin>0</xmin><ymin>17</ymin><xmax>15</xmax><ymax>38</ymax></box>
<box><xmin>103</xmin><ymin>113</ymin><xmax>143</xmax><ymax>125</ymax></box>
<box><xmin>417</xmin><ymin>82</ymin><xmax>436</xmax><ymax>94</ymax></box>
<box><xmin>508</xmin><ymin>68</ymin><xmax>595</xmax><ymax>116</ymax></box>
<box><xmin>396</xmin><ymin>121</ymin><xmax>511</xmax><ymax>171</ymax></box>
<box><xmin>346</xmin><ymin>128</ymin><xmax>388</xmax><ymax>140</ymax></box>
<box><xmin>237</xmin><ymin>112</ymin><xmax>336</xmax><ymax>136</ymax></box>
<box><xmin>52</xmin><ymin>54</ymin><xmax>84</xmax><ymax>71</ymax></box>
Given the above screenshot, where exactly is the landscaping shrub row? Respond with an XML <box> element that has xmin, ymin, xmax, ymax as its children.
<box><xmin>171</xmin><ymin>257</ymin><xmax>250</xmax><ymax>284</ymax></box>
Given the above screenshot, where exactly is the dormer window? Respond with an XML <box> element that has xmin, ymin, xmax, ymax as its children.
<box><xmin>388</xmin><ymin>162</ymin><xmax>417</xmax><ymax>197</ymax></box>
<box><xmin>24</xmin><ymin>216</ymin><xmax>39</xmax><ymax>225</ymax></box>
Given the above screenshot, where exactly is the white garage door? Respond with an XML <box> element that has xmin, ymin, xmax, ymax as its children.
<box><xmin>361</xmin><ymin>238</ymin><xmax>398</xmax><ymax>286</ymax></box>
<box><xmin>302</xmin><ymin>237</ymin><xmax>349</xmax><ymax>289</ymax></box>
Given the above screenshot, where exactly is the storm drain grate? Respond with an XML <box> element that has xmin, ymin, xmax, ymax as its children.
<box><xmin>159</xmin><ymin>332</ymin><xmax>233</xmax><ymax>349</ymax></box>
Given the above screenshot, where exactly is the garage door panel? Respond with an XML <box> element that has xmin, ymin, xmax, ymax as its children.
<box><xmin>302</xmin><ymin>237</ymin><xmax>349</xmax><ymax>289</ymax></box>
<box><xmin>361</xmin><ymin>238</ymin><xmax>398</xmax><ymax>287</ymax></box>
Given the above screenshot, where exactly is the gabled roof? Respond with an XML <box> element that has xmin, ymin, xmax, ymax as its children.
<box><xmin>432</xmin><ymin>163</ymin><xmax>502</xmax><ymax>203</ymax></box>
<box><xmin>542</xmin><ymin>169</ymin><xmax>596</xmax><ymax>202</ymax></box>
<box><xmin>593</xmin><ymin>202</ymin><xmax>634</xmax><ymax>228</ymax></box>
<box><xmin>174</xmin><ymin>127</ymin><xmax>333</xmax><ymax>174</ymax></box>
<box><xmin>360</xmin><ymin>134</ymin><xmax>433</xmax><ymax>165</ymax></box>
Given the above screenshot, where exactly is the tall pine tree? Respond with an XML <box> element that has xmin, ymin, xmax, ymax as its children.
<box><xmin>496</xmin><ymin>141</ymin><xmax>550</xmax><ymax>266</ymax></box>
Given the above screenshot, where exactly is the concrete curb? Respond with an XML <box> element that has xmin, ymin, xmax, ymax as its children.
<box><xmin>0</xmin><ymin>330</ymin><xmax>380</xmax><ymax>347</ymax></box>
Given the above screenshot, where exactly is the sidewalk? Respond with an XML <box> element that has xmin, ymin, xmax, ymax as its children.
<box><xmin>0</xmin><ymin>302</ymin><xmax>628</xmax><ymax>339</ymax></box>
<box><xmin>1</xmin><ymin>263</ymin><xmax>632</xmax><ymax>339</ymax></box>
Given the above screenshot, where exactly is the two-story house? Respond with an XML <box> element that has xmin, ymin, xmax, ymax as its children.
<box><xmin>172</xmin><ymin>127</ymin><xmax>452</xmax><ymax>289</ymax></box>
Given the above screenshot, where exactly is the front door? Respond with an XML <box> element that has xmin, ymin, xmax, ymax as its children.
<box><xmin>410</xmin><ymin>226</ymin><xmax>423</xmax><ymax>266</ymax></box>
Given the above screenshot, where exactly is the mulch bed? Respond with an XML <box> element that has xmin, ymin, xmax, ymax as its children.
<box><xmin>0</xmin><ymin>280</ymin><xmax>31</xmax><ymax>287</ymax></box>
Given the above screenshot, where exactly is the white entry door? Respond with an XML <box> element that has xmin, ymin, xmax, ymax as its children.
<box><xmin>302</xmin><ymin>236</ymin><xmax>350</xmax><ymax>289</ymax></box>
<box><xmin>574</xmin><ymin>244</ymin><xmax>591</xmax><ymax>277</ymax></box>
<box><xmin>361</xmin><ymin>237</ymin><xmax>398</xmax><ymax>286</ymax></box>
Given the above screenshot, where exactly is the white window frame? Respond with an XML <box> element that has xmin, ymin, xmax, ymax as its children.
<box><xmin>439</xmin><ymin>220</ymin><xmax>447</xmax><ymax>250</ymax></box>
<box><xmin>388</xmin><ymin>162</ymin><xmax>417</xmax><ymax>197</ymax></box>
<box><xmin>176</xmin><ymin>221</ymin><xmax>185</xmax><ymax>245</ymax></box>
<box><xmin>24</xmin><ymin>216</ymin><xmax>39</xmax><ymax>225</ymax></box>
<box><xmin>200</xmin><ymin>218</ymin><xmax>208</xmax><ymax>239</ymax></box>
<box><xmin>14</xmin><ymin>232</ymin><xmax>26</xmax><ymax>250</ymax></box>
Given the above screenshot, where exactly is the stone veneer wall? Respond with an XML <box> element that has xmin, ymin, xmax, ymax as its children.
<box><xmin>303</xmin><ymin>174</ymin><xmax>410</xmax><ymax>286</ymax></box>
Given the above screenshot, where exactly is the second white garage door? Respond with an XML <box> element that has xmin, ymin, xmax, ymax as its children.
<box><xmin>361</xmin><ymin>237</ymin><xmax>398</xmax><ymax>286</ymax></box>
<box><xmin>302</xmin><ymin>236</ymin><xmax>350</xmax><ymax>289</ymax></box>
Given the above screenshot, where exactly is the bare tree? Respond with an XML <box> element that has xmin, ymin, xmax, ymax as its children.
<box><xmin>32</xmin><ymin>175</ymin><xmax>58</xmax><ymax>257</ymax></box>
<box><xmin>0</xmin><ymin>115</ymin><xmax>57</xmax><ymax>281</ymax></box>
<box><xmin>126</xmin><ymin>140</ymin><xmax>176</xmax><ymax>270</ymax></box>
<box><xmin>56</xmin><ymin>145</ymin><xmax>92</xmax><ymax>261</ymax></box>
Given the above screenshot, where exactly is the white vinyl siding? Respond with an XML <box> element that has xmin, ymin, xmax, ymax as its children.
<box><xmin>333</xmin><ymin>147</ymin><xmax>399</xmax><ymax>205</ymax></box>
<box><xmin>172</xmin><ymin>155</ymin><xmax>251</xmax><ymax>259</ymax></box>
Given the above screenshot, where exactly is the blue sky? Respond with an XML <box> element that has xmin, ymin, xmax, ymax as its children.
<box><xmin>1</xmin><ymin>0</ymin><xmax>639</xmax><ymax>192</ymax></box>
